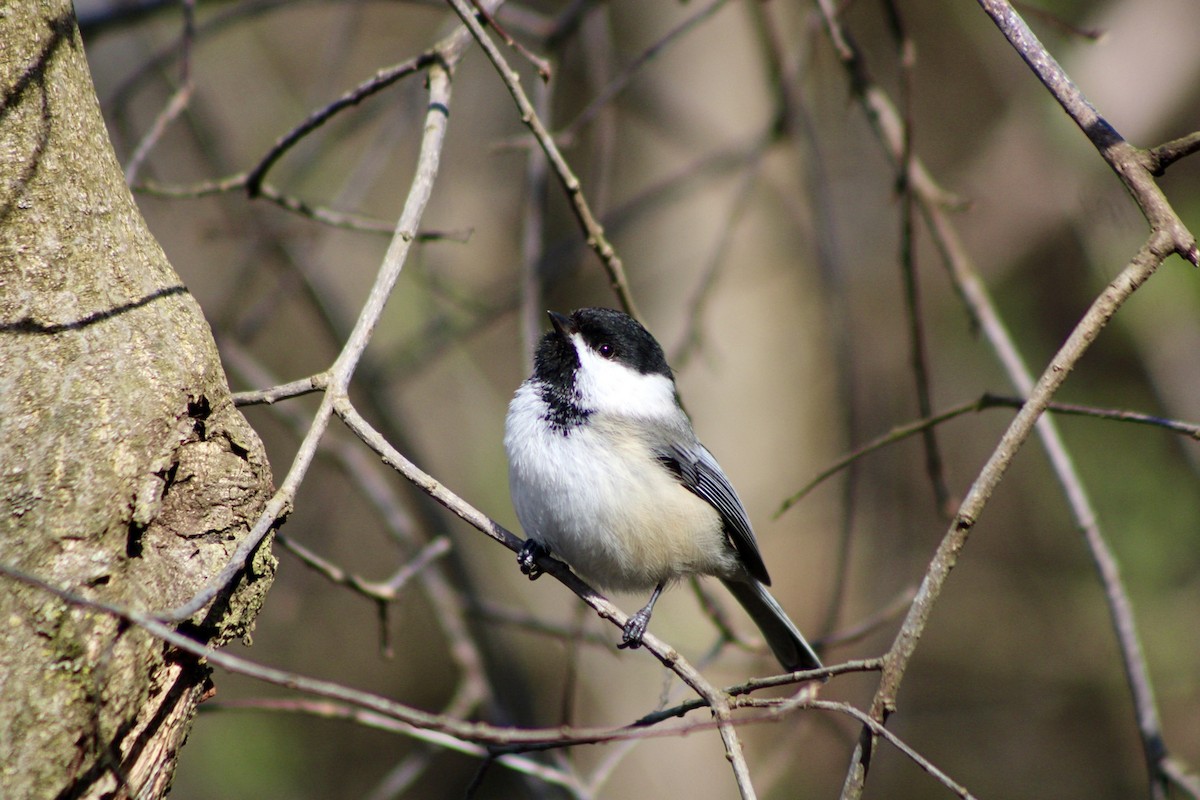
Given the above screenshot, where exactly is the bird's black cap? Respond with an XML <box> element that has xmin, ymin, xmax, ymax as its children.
<box><xmin>549</xmin><ymin>307</ymin><xmax>672</xmax><ymax>378</ymax></box>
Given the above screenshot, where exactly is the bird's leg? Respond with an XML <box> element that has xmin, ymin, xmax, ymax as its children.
<box><xmin>518</xmin><ymin>539</ymin><xmax>550</xmax><ymax>580</ymax></box>
<box><xmin>618</xmin><ymin>582</ymin><xmax>665</xmax><ymax>650</ymax></box>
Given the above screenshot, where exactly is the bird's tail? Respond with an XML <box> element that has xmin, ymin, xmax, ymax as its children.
<box><xmin>721</xmin><ymin>579</ymin><xmax>823</xmax><ymax>674</ymax></box>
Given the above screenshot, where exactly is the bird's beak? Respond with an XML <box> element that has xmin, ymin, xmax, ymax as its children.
<box><xmin>548</xmin><ymin>310</ymin><xmax>577</xmax><ymax>337</ymax></box>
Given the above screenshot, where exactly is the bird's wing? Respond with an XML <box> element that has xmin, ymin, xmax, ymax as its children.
<box><xmin>656</xmin><ymin>442</ymin><xmax>771</xmax><ymax>585</ymax></box>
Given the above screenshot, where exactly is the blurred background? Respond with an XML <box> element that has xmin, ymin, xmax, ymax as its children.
<box><xmin>76</xmin><ymin>0</ymin><xmax>1199</xmax><ymax>797</ymax></box>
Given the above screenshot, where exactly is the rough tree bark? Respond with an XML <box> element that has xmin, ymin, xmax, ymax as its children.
<box><xmin>0</xmin><ymin>3</ymin><xmax>276</xmax><ymax>798</ymax></box>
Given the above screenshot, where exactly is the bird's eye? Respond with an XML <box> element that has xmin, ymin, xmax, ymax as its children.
<box><xmin>597</xmin><ymin>342</ymin><xmax>615</xmax><ymax>359</ymax></box>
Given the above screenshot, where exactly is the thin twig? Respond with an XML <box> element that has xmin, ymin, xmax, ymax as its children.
<box><xmin>138</xmin><ymin>176</ymin><xmax>428</xmax><ymax>235</ymax></box>
<box><xmin>807</xmin><ymin>700</ymin><xmax>978</xmax><ymax>800</ymax></box>
<box><xmin>1160</xmin><ymin>756</ymin><xmax>1200</xmax><ymax>799</ymax></box>
<box><xmin>468</xmin><ymin>0</ymin><xmax>552</xmax><ymax>80</ymax></box>
<box><xmin>842</xmin><ymin>245</ymin><xmax>1171</xmax><ymax>798</ymax></box>
<box><xmin>749</xmin><ymin>0</ymin><xmax>865</xmax><ymax>645</ymax></box>
<box><xmin>968</xmin><ymin>8</ymin><xmax>1198</xmax><ymax>797</ymax></box>
<box><xmin>976</xmin><ymin>0</ymin><xmax>1198</xmax><ymax>266</ymax></box>
<box><xmin>0</xmin><ymin>562</ymin><xmax>744</xmax><ymax>750</ymax></box>
<box><xmin>671</xmin><ymin>156</ymin><xmax>762</xmax><ymax>367</ymax></box>
<box><xmin>275</xmin><ymin>530</ymin><xmax>452</xmax><ymax>658</ymax></box>
<box><xmin>137</xmin><ymin>174</ymin><xmax>247</xmax><ymax>197</ymax></box>
<box><xmin>778</xmin><ymin>392</ymin><xmax>1200</xmax><ymax>517</ymax></box>
<box><xmin>274</xmin><ymin>533</ymin><xmax>450</xmax><ymax>604</ymax></box>
<box><xmin>231</xmin><ymin>374</ymin><xmax>326</xmax><ymax>406</ymax></box>
<box><xmin>776</xmin><ymin>398</ymin><xmax>983</xmax><ymax>517</ymax></box>
<box><xmin>244</xmin><ymin>52</ymin><xmax>438</xmax><ymax>197</ymax></box>
<box><xmin>1011</xmin><ymin>0</ymin><xmax>1106</xmax><ymax>41</ymax></box>
<box><xmin>159</xmin><ymin>32</ymin><xmax>465</xmax><ymax>622</ymax></box>
<box><xmin>982</xmin><ymin>394</ymin><xmax>1200</xmax><ymax>438</ymax></box>
<box><xmin>221</xmin><ymin>342</ymin><xmax>421</xmax><ymax>551</ymax></box>
<box><xmin>518</xmin><ymin>74</ymin><xmax>551</xmax><ymax>374</ymax></box>
<box><xmin>467</xmin><ymin>600</ymin><xmax>614</xmax><ymax>647</ymax></box>
<box><xmin>883</xmin><ymin>0</ymin><xmax>954</xmax><ymax>519</ymax></box>
<box><xmin>689</xmin><ymin>577</ymin><xmax>754</xmax><ymax>653</ymax></box>
<box><xmin>814</xmin><ymin>586</ymin><xmax>918</xmax><ymax>650</ymax></box>
<box><xmin>335</xmin><ymin>396</ymin><xmax>762</xmax><ymax>799</ymax></box>
<box><xmin>633</xmin><ymin>659</ymin><xmax>883</xmax><ymax>728</ymax></box>
<box><xmin>207</xmin><ymin>697</ymin><xmax>582</xmax><ymax>792</ymax></box>
<box><xmin>819</xmin><ymin>5</ymin><xmax>1199</xmax><ymax>796</ymax></box>
<box><xmin>125</xmin><ymin>0</ymin><xmax>195</xmax><ymax>185</ymax></box>
<box><xmin>445</xmin><ymin>0</ymin><xmax>641</xmax><ymax>320</ymax></box>
<box><xmin>1146</xmin><ymin>131</ymin><xmax>1200</xmax><ymax>177</ymax></box>
<box><xmin>558</xmin><ymin>0</ymin><xmax>730</xmax><ymax>143</ymax></box>
<box><xmin>255</xmin><ymin>184</ymin><xmax>412</xmax><ymax>234</ymax></box>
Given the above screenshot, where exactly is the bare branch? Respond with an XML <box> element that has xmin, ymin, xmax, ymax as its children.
<box><xmin>976</xmin><ymin>0</ymin><xmax>1198</xmax><ymax>266</ymax></box>
<box><xmin>816</xmin><ymin>5</ymin><xmax>1199</xmax><ymax>797</ymax></box>
<box><xmin>231</xmin><ymin>374</ymin><xmax>326</xmax><ymax>406</ymax></box>
<box><xmin>815</xmin><ymin>587</ymin><xmax>918</xmax><ymax>650</ymax></box>
<box><xmin>468</xmin><ymin>0</ymin><xmax>552</xmax><ymax>81</ymax></box>
<box><xmin>244</xmin><ymin>52</ymin><xmax>439</xmax><ymax>197</ymax></box>
<box><xmin>335</xmin><ymin>396</ymin><xmax>766</xmax><ymax>799</ymax></box>
<box><xmin>776</xmin><ymin>398</ymin><xmax>983</xmax><ymax>516</ymax></box>
<box><xmin>274</xmin><ymin>532</ymin><xmax>450</xmax><ymax>604</ymax></box>
<box><xmin>840</xmin><ymin>243</ymin><xmax>1174</xmax><ymax>798</ymax></box>
<box><xmin>159</xmin><ymin>27</ymin><xmax>467</xmax><ymax>622</ymax></box>
<box><xmin>207</xmin><ymin>698</ymin><xmax>583</xmax><ymax>792</ymax></box>
<box><xmin>778</xmin><ymin>393</ymin><xmax>1200</xmax><ymax>516</ymax></box>
<box><xmin>444</xmin><ymin>0</ymin><xmax>641</xmax><ymax>320</ymax></box>
<box><xmin>882</xmin><ymin>0</ymin><xmax>954</xmax><ymax>519</ymax></box>
<box><xmin>124</xmin><ymin>0</ymin><xmax>195</xmax><ymax>185</ymax></box>
<box><xmin>558</xmin><ymin>0</ymin><xmax>730</xmax><ymax>143</ymax></box>
<box><xmin>137</xmin><ymin>176</ymin><xmax>414</xmax><ymax>235</ymax></box>
<box><xmin>808</xmin><ymin>700</ymin><xmax>978</xmax><ymax>800</ymax></box>
<box><xmin>1147</xmin><ymin>131</ymin><xmax>1200</xmax><ymax>176</ymax></box>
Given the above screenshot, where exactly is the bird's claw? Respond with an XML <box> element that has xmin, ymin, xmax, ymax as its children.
<box><xmin>517</xmin><ymin>539</ymin><xmax>549</xmax><ymax>581</ymax></box>
<box><xmin>618</xmin><ymin>610</ymin><xmax>651</xmax><ymax>650</ymax></box>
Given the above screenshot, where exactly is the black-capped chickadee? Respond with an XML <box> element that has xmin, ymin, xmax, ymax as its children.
<box><xmin>505</xmin><ymin>307</ymin><xmax>822</xmax><ymax>673</ymax></box>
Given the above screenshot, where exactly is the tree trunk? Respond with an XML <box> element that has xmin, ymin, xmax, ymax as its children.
<box><xmin>0</xmin><ymin>4</ymin><xmax>275</xmax><ymax>798</ymax></box>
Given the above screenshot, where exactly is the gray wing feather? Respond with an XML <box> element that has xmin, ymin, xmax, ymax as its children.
<box><xmin>657</xmin><ymin>442</ymin><xmax>771</xmax><ymax>585</ymax></box>
<box><xmin>722</xmin><ymin>578</ymin><xmax>822</xmax><ymax>672</ymax></box>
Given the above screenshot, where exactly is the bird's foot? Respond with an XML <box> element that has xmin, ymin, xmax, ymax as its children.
<box><xmin>618</xmin><ymin>610</ymin><xmax>651</xmax><ymax>650</ymax></box>
<box><xmin>517</xmin><ymin>539</ymin><xmax>549</xmax><ymax>580</ymax></box>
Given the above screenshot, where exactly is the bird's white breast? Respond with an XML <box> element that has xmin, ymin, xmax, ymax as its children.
<box><xmin>504</xmin><ymin>382</ymin><xmax>739</xmax><ymax>592</ymax></box>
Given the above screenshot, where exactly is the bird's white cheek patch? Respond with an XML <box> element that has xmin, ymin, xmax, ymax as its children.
<box><xmin>571</xmin><ymin>336</ymin><xmax>677</xmax><ymax>420</ymax></box>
